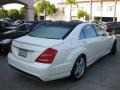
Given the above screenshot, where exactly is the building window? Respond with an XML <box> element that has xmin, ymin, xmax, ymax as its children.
<box><xmin>79</xmin><ymin>7</ymin><xmax>84</xmax><ymax>10</ymax></box>
<box><xmin>72</xmin><ymin>7</ymin><xmax>77</xmax><ymax>11</ymax></box>
<box><xmin>107</xmin><ymin>6</ymin><xmax>114</xmax><ymax>11</ymax></box>
<box><xmin>97</xmin><ymin>6</ymin><xmax>101</xmax><ymax>11</ymax></box>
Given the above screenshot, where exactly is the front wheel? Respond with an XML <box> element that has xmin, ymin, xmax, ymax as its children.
<box><xmin>71</xmin><ymin>56</ymin><xmax>86</xmax><ymax>81</ymax></box>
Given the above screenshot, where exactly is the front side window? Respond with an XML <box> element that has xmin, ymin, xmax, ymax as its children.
<box><xmin>83</xmin><ymin>25</ymin><xmax>97</xmax><ymax>38</ymax></box>
<box><xmin>107</xmin><ymin>6</ymin><xmax>114</xmax><ymax>11</ymax></box>
<box><xmin>97</xmin><ymin>6</ymin><xmax>101</xmax><ymax>11</ymax></box>
<box><xmin>29</xmin><ymin>25</ymin><xmax>70</xmax><ymax>39</ymax></box>
<box><xmin>94</xmin><ymin>25</ymin><xmax>107</xmax><ymax>36</ymax></box>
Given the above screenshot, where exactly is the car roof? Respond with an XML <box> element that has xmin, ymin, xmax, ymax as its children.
<box><xmin>32</xmin><ymin>21</ymin><xmax>84</xmax><ymax>32</ymax></box>
<box><xmin>30</xmin><ymin>21</ymin><xmax>84</xmax><ymax>39</ymax></box>
<box><xmin>38</xmin><ymin>21</ymin><xmax>84</xmax><ymax>29</ymax></box>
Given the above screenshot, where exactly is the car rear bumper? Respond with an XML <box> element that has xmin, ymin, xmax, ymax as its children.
<box><xmin>8</xmin><ymin>64</ymin><xmax>41</xmax><ymax>80</ymax></box>
<box><xmin>8</xmin><ymin>53</ymin><xmax>53</xmax><ymax>81</ymax></box>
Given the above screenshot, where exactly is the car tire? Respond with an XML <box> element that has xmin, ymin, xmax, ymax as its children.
<box><xmin>71</xmin><ymin>55</ymin><xmax>86</xmax><ymax>81</ymax></box>
<box><xmin>110</xmin><ymin>40</ymin><xmax>117</xmax><ymax>55</ymax></box>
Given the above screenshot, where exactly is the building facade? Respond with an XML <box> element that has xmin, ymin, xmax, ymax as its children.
<box><xmin>57</xmin><ymin>0</ymin><xmax>120</xmax><ymax>21</ymax></box>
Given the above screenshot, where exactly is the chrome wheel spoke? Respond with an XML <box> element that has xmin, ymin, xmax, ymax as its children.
<box><xmin>74</xmin><ymin>58</ymin><xmax>85</xmax><ymax>78</ymax></box>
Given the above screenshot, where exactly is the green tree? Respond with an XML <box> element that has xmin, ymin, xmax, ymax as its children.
<box><xmin>19</xmin><ymin>6</ymin><xmax>26</xmax><ymax>20</ymax></box>
<box><xmin>65</xmin><ymin>0</ymin><xmax>77</xmax><ymax>20</ymax></box>
<box><xmin>46</xmin><ymin>4</ymin><xmax>57</xmax><ymax>15</ymax></box>
<box><xmin>8</xmin><ymin>9</ymin><xmax>20</xmax><ymax>20</ymax></box>
<box><xmin>35</xmin><ymin>0</ymin><xmax>57</xmax><ymax>20</ymax></box>
<box><xmin>0</xmin><ymin>8</ymin><xmax>7</xmax><ymax>18</ymax></box>
<box><xmin>77</xmin><ymin>10</ymin><xmax>89</xmax><ymax>20</ymax></box>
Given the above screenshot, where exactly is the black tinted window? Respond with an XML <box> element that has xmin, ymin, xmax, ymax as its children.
<box><xmin>0</xmin><ymin>23</ymin><xmax>5</xmax><ymax>27</ymax></box>
<box><xmin>5</xmin><ymin>22</ymin><xmax>10</xmax><ymax>27</ymax></box>
<box><xmin>79</xmin><ymin>30</ymin><xmax>86</xmax><ymax>39</ymax></box>
<box><xmin>83</xmin><ymin>25</ymin><xmax>97</xmax><ymax>38</ymax></box>
<box><xmin>0</xmin><ymin>22</ymin><xmax>10</xmax><ymax>27</ymax></box>
<box><xmin>17</xmin><ymin>24</ymin><xmax>30</xmax><ymax>31</ymax></box>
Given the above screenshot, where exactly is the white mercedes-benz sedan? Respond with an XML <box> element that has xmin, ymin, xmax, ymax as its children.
<box><xmin>8</xmin><ymin>21</ymin><xmax>117</xmax><ymax>81</ymax></box>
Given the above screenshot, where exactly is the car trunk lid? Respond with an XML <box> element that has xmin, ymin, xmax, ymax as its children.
<box><xmin>11</xmin><ymin>35</ymin><xmax>63</xmax><ymax>63</ymax></box>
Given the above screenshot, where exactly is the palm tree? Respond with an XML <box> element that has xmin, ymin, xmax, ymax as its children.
<box><xmin>113</xmin><ymin>0</ymin><xmax>117</xmax><ymax>22</ymax></box>
<box><xmin>100</xmin><ymin>0</ymin><xmax>103</xmax><ymax>21</ymax></box>
<box><xmin>90</xmin><ymin>0</ymin><xmax>92</xmax><ymax>21</ymax></box>
<box><xmin>65</xmin><ymin>0</ymin><xmax>77</xmax><ymax>20</ymax></box>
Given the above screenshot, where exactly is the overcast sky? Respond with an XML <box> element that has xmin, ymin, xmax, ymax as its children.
<box><xmin>3</xmin><ymin>0</ymin><xmax>62</xmax><ymax>10</ymax></box>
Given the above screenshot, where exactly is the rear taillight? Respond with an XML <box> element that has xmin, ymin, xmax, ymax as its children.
<box><xmin>36</xmin><ymin>48</ymin><xmax>57</xmax><ymax>64</ymax></box>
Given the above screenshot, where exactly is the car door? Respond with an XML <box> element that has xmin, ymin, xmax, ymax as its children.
<box><xmin>94</xmin><ymin>24</ymin><xmax>113</xmax><ymax>55</ymax></box>
<box><xmin>79</xmin><ymin>25</ymin><xmax>100</xmax><ymax>64</ymax></box>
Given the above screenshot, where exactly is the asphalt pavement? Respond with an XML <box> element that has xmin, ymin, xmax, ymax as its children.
<box><xmin>0</xmin><ymin>36</ymin><xmax>120</xmax><ymax>90</ymax></box>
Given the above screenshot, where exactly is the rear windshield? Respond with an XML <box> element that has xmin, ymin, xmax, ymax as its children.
<box><xmin>29</xmin><ymin>25</ymin><xmax>70</xmax><ymax>39</ymax></box>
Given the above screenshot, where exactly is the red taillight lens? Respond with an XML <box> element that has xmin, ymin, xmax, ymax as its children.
<box><xmin>36</xmin><ymin>48</ymin><xmax>57</xmax><ymax>64</ymax></box>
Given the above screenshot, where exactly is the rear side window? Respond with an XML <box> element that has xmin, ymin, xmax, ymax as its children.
<box><xmin>79</xmin><ymin>30</ymin><xmax>86</xmax><ymax>39</ymax></box>
<box><xmin>83</xmin><ymin>25</ymin><xmax>97</xmax><ymax>38</ymax></box>
<box><xmin>29</xmin><ymin>26</ymin><xmax>70</xmax><ymax>39</ymax></box>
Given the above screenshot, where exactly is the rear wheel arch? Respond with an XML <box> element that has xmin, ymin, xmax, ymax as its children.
<box><xmin>110</xmin><ymin>39</ymin><xmax>117</xmax><ymax>55</ymax></box>
<box><xmin>79</xmin><ymin>54</ymin><xmax>87</xmax><ymax>66</ymax></box>
<box><xmin>71</xmin><ymin>53</ymin><xmax>87</xmax><ymax>71</ymax></box>
<box><xmin>70</xmin><ymin>53</ymin><xmax>87</xmax><ymax>80</ymax></box>
<box><xmin>72</xmin><ymin>53</ymin><xmax>87</xmax><ymax>66</ymax></box>
<box><xmin>114</xmin><ymin>39</ymin><xmax>117</xmax><ymax>43</ymax></box>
